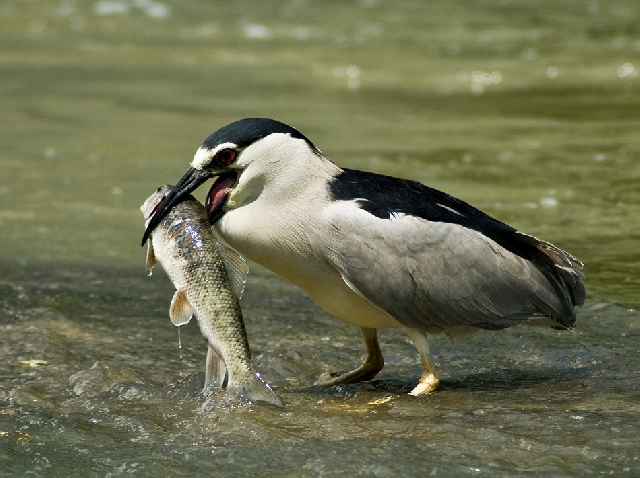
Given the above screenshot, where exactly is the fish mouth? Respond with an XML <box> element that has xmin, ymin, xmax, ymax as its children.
<box><xmin>205</xmin><ymin>172</ymin><xmax>237</xmax><ymax>224</ymax></box>
<box><xmin>145</xmin><ymin>186</ymin><xmax>173</xmax><ymax>221</ymax></box>
<box><xmin>141</xmin><ymin>167</ymin><xmax>213</xmax><ymax>246</ymax></box>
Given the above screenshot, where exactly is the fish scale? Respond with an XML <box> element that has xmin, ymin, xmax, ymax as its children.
<box><xmin>141</xmin><ymin>185</ymin><xmax>281</xmax><ymax>405</ymax></box>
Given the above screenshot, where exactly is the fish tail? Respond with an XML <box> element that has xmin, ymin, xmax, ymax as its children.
<box><xmin>227</xmin><ymin>373</ymin><xmax>282</xmax><ymax>406</ymax></box>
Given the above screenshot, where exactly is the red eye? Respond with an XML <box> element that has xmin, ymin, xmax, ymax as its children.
<box><xmin>217</xmin><ymin>148</ymin><xmax>236</xmax><ymax>165</ymax></box>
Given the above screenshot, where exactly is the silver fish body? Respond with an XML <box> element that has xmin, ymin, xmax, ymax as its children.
<box><xmin>141</xmin><ymin>185</ymin><xmax>281</xmax><ymax>405</ymax></box>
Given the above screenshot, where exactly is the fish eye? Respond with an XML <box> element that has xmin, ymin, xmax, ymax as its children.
<box><xmin>217</xmin><ymin>148</ymin><xmax>237</xmax><ymax>165</ymax></box>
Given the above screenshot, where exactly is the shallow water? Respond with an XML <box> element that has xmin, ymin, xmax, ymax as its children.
<box><xmin>1</xmin><ymin>1</ymin><xmax>639</xmax><ymax>475</ymax></box>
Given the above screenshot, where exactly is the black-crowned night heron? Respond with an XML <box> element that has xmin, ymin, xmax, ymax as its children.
<box><xmin>142</xmin><ymin>118</ymin><xmax>585</xmax><ymax>395</ymax></box>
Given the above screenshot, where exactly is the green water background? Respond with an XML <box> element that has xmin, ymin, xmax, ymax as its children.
<box><xmin>1</xmin><ymin>1</ymin><xmax>638</xmax><ymax>475</ymax></box>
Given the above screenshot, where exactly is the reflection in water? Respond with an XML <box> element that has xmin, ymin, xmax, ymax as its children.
<box><xmin>1</xmin><ymin>0</ymin><xmax>639</xmax><ymax>475</ymax></box>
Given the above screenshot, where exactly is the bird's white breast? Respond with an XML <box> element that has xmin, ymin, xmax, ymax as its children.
<box><xmin>213</xmin><ymin>148</ymin><xmax>401</xmax><ymax>329</ymax></box>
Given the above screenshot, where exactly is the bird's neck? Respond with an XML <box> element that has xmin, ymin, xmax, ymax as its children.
<box><xmin>231</xmin><ymin>147</ymin><xmax>340</xmax><ymax>210</ymax></box>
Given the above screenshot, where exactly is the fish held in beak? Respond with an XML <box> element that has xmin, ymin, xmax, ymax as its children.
<box><xmin>142</xmin><ymin>185</ymin><xmax>173</xmax><ymax>223</ymax></box>
<box><xmin>205</xmin><ymin>172</ymin><xmax>237</xmax><ymax>224</ymax></box>
<box><xmin>141</xmin><ymin>167</ymin><xmax>213</xmax><ymax>246</ymax></box>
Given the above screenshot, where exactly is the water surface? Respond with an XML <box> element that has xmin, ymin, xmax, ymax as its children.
<box><xmin>1</xmin><ymin>1</ymin><xmax>639</xmax><ymax>475</ymax></box>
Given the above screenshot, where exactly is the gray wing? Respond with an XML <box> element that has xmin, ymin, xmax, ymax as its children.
<box><xmin>325</xmin><ymin>206</ymin><xmax>572</xmax><ymax>334</ymax></box>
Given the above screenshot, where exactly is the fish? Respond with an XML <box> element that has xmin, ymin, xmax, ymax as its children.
<box><xmin>141</xmin><ymin>185</ymin><xmax>281</xmax><ymax>405</ymax></box>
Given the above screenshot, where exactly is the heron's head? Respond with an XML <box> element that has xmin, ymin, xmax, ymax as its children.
<box><xmin>141</xmin><ymin>118</ymin><xmax>320</xmax><ymax>246</ymax></box>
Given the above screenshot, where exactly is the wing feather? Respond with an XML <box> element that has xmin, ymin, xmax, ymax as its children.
<box><xmin>325</xmin><ymin>203</ymin><xmax>572</xmax><ymax>334</ymax></box>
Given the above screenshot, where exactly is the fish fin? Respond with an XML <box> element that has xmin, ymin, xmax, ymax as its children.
<box><xmin>145</xmin><ymin>241</ymin><xmax>156</xmax><ymax>276</ymax></box>
<box><xmin>227</xmin><ymin>373</ymin><xmax>282</xmax><ymax>406</ymax></box>
<box><xmin>217</xmin><ymin>242</ymin><xmax>249</xmax><ymax>299</ymax></box>
<box><xmin>169</xmin><ymin>289</ymin><xmax>194</xmax><ymax>326</ymax></box>
<box><xmin>205</xmin><ymin>346</ymin><xmax>227</xmax><ymax>387</ymax></box>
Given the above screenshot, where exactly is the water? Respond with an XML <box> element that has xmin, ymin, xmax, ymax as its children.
<box><xmin>1</xmin><ymin>1</ymin><xmax>639</xmax><ymax>475</ymax></box>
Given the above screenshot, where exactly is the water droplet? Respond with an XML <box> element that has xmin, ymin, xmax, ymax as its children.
<box><xmin>94</xmin><ymin>1</ymin><xmax>130</xmax><ymax>16</ymax></box>
<box><xmin>617</xmin><ymin>63</ymin><xmax>637</xmax><ymax>78</ymax></box>
<box><xmin>243</xmin><ymin>24</ymin><xmax>271</xmax><ymax>40</ymax></box>
<box><xmin>540</xmin><ymin>197</ymin><xmax>558</xmax><ymax>208</ymax></box>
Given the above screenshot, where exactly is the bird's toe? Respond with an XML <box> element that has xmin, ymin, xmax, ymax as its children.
<box><xmin>408</xmin><ymin>373</ymin><xmax>440</xmax><ymax>396</ymax></box>
<box><xmin>314</xmin><ymin>361</ymin><xmax>382</xmax><ymax>387</ymax></box>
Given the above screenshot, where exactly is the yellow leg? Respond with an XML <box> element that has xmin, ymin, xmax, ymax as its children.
<box><xmin>315</xmin><ymin>327</ymin><xmax>384</xmax><ymax>386</ymax></box>
<box><xmin>404</xmin><ymin>328</ymin><xmax>440</xmax><ymax>395</ymax></box>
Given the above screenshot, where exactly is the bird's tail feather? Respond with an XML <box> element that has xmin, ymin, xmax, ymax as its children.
<box><xmin>515</xmin><ymin>233</ymin><xmax>586</xmax><ymax>328</ymax></box>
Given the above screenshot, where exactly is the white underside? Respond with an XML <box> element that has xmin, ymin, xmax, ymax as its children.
<box><xmin>215</xmin><ymin>204</ymin><xmax>402</xmax><ymax>329</ymax></box>
<box><xmin>211</xmin><ymin>140</ymin><xmax>402</xmax><ymax>330</ymax></box>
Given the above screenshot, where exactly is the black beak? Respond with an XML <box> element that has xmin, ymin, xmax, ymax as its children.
<box><xmin>141</xmin><ymin>167</ymin><xmax>213</xmax><ymax>246</ymax></box>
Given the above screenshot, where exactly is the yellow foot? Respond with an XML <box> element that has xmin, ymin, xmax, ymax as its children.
<box><xmin>315</xmin><ymin>327</ymin><xmax>384</xmax><ymax>387</ymax></box>
<box><xmin>404</xmin><ymin>327</ymin><xmax>440</xmax><ymax>396</ymax></box>
<box><xmin>315</xmin><ymin>361</ymin><xmax>382</xmax><ymax>387</ymax></box>
<box><xmin>408</xmin><ymin>373</ymin><xmax>440</xmax><ymax>396</ymax></box>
